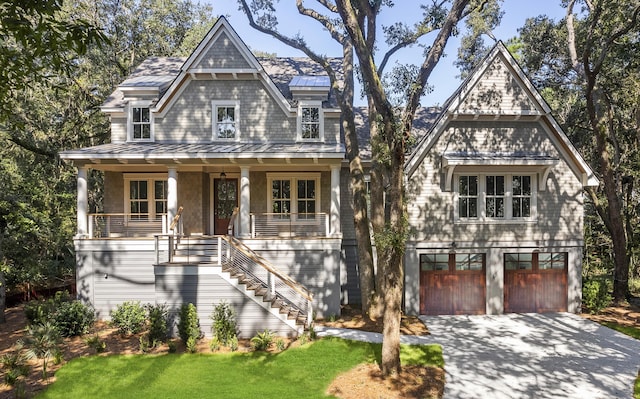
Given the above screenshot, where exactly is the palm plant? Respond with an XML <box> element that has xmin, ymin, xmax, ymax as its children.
<box><xmin>18</xmin><ymin>322</ymin><xmax>62</xmax><ymax>380</ymax></box>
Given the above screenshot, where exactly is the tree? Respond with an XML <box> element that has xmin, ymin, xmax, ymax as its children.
<box><xmin>335</xmin><ymin>0</ymin><xmax>484</xmax><ymax>376</ymax></box>
<box><xmin>0</xmin><ymin>0</ymin><xmax>215</xmax><ymax>324</ymax></box>
<box><xmin>512</xmin><ymin>0</ymin><xmax>640</xmax><ymax>302</ymax></box>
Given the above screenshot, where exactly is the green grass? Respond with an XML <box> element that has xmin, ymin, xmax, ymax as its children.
<box><xmin>36</xmin><ymin>338</ymin><xmax>443</xmax><ymax>399</ymax></box>
<box><xmin>600</xmin><ymin>321</ymin><xmax>640</xmax><ymax>398</ymax></box>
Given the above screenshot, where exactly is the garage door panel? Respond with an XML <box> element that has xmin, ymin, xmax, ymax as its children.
<box><xmin>420</xmin><ymin>270</ymin><xmax>485</xmax><ymax>315</ymax></box>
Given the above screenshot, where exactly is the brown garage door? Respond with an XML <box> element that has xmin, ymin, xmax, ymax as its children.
<box><xmin>504</xmin><ymin>252</ymin><xmax>568</xmax><ymax>313</ymax></box>
<box><xmin>420</xmin><ymin>253</ymin><xmax>486</xmax><ymax>315</ymax></box>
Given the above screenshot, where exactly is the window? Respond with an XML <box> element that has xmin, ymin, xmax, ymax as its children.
<box><xmin>505</xmin><ymin>252</ymin><xmax>567</xmax><ymax>270</ymax></box>
<box><xmin>458</xmin><ymin>176</ymin><xmax>478</xmax><ymax>218</ymax></box>
<box><xmin>485</xmin><ymin>176</ymin><xmax>505</xmax><ymax>218</ymax></box>
<box><xmin>124</xmin><ymin>175</ymin><xmax>167</xmax><ymax>221</ymax></box>
<box><xmin>420</xmin><ymin>253</ymin><xmax>486</xmax><ymax>272</ymax></box>
<box><xmin>268</xmin><ymin>173</ymin><xmax>320</xmax><ymax>219</ymax></box>
<box><xmin>297</xmin><ymin>103</ymin><xmax>323</xmax><ymax>141</ymax></box>
<box><xmin>455</xmin><ymin>173</ymin><xmax>536</xmax><ymax>221</ymax></box>
<box><xmin>297</xmin><ymin>179</ymin><xmax>316</xmax><ymax>219</ymax></box>
<box><xmin>512</xmin><ymin>175</ymin><xmax>531</xmax><ymax>217</ymax></box>
<box><xmin>130</xmin><ymin>105</ymin><xmax>152</xmax><ymax>141</ymax></box>
<box><xmin>212</xmin><ymin>101</ymin><xmax>240</xmax><ymax>140</ymax></box>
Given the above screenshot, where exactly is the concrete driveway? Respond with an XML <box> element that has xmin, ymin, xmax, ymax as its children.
<box><xmin>420</xmin><ymin>313</ymin><xmax>640</xmax><ymax>399</ymax></box>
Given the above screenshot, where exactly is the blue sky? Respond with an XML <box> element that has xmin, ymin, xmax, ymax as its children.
<box><xmin>208</xmin><ymin>1</ymin><xmax>567</xmax><ymax>105</ymax></box>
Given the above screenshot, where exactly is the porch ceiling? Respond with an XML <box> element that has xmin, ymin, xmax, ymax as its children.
<box><xmin>60</xmin><ymin>142</ymin><xmax>346</xmax><ymax>167</ymax></box>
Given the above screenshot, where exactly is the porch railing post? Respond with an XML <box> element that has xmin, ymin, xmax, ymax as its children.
<box><xmin>250</xmin><ymin>214</ymin><xmax>255</xmax><ymax>238</ymax></box>
<box><xmin>217</xmin><ymin>236</ymin><xmax>222</xmax><ymax>265</ymax></box>
<box><xmin>307</xmin><ymin>299</ymin><xmax>313</xmax><ymax>327</ymax></box>
<box><xmin>268</xmin><ymin>272</ymin><xmax>276</xmax><ymax>296</ymax></box>
<box><xmin>325</xmin><ymin>213</ymin><xmax>329</xmax><ymax>237</ymax></box>
<box><xmin>155</xmin><ymin>235</ymin><xmax>159</xmax><ymax>265</ymax></box>
<box><xmin>88</xmin><ymin>215</ymin><xmax>94</xmax><ymax>239</ymax></box>
<box><xmin>106</xmin><ymin>215</ymin><xmax>111</xmax><ymax>237</ymax></box>
<box><xmin>168</xmin><ymin>235</ymin><xmax>174</xmax><ymax>263</ymax></box>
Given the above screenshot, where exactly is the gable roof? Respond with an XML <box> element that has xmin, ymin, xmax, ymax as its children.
<box><xmin>405</xmin><ymin>41</ymin><xmax>598</xmax><ymax>188</ymax></box>
<box><xmin>102</xmin><ymin>17</ymin><xmax>341</xmax><ymax>116</ymax></box>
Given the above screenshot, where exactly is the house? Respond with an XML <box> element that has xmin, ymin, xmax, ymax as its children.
<box><xmin>60</xmin><ymin>17</ymin><xmax>597</xmax><ymax>337</ymax></box>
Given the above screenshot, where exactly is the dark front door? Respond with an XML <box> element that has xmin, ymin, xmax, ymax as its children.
<box><xmin>214</xmin><ymin>178</ymin><xmax>238</xmax><ymax>235</ymax></box>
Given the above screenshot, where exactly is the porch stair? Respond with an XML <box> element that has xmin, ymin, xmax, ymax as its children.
<box><xmin>164</xmin><ymin>236</ymin><xmax>312</xmax><ymax>330</ymax></box>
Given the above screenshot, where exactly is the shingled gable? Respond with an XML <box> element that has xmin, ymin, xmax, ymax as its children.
<box><xmin>405</xmin><ymin>41</ymin><xmax>598</xmax><ymax>188</ymax></box>
<box><xmin>146</xmin><ymin>16</ymin><xmax>294</xmax><ymax>117</ymax></box>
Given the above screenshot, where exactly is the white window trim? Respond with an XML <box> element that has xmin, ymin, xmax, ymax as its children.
<box><xmin>127</xmin><ymin>101</ymin><xmax>154</xmax><ymax>142</ymax></box>
<box><xmin>266</xmin><ymin>173</ymin><xmax>321</xmax><ymax>220</ymax></box>
<box><xmin>453</xmin><ymin>173</ymin><xmax>537</xmax><ymax>223</ymax></box>
<box><xmin>296</xmin><ymin>101</ymin><xmax>324</xmax><ymax>142</ymax></box>
<box><xmin>212</xmin><ymin>100</ymin><xmax>240</xmax><ymax>141</ymax></box>
<box><xmin>123</xmin><ymin>173</ymin><xmax>168</xmax><ymax>221</ymax></box>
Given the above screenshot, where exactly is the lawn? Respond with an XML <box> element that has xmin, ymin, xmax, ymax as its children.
<box><xmin>35</xmin><ymin>338</ymin><xmax>443</xmax><ymax>399</ymax></box>
<box><xmin>600</xmin><ymin>321</ymin><xmax>640</xmax><ymax>399</ymax></box>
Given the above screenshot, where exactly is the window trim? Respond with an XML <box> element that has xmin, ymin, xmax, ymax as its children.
<box><xmin>123</xmin><ymin>173</ymin><xmax>168</xmax><ymax>222</ymax></box>
<box><xmin>128</xmin><ymin>102</ymin><xmax>154</xmax><ymax>142</ymax></box>
<box><xmin>212</xmin><ymin>100</ymin><xmax>240</xmax><ymax>141</ymax></box>
<box><xmin>504</xmin><ymin>252</ymin><xmax>568</xmax><ymax>271</ymax></box>
<box><xmin>296</xmin><ymin>101</ymin><xmax>324</xmax><ymax>142</ymax></box>
<box><xmin>419</xmin><ymin>252</ymin><xmax>486</xmax><ymax>273</ymax></box>
<box><xmin>454</xmin><ymin>173</ymin><xmax>537</xmax><ymax>223</ymax></box>
<box><xmin>266</xmin><ymin>173</ymin><xmax>321</xmax><ymax>221</ymax></box>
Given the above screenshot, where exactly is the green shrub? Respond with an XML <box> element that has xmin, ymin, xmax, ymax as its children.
<box><xmin>146</xmin><ymin>303</ymin><xmax>169</xmax><ymax>344</ymax></box>
<box><xmin>1</xmin><ymin>352</ymin><xmax>31</xmax><ymax>386</ymax></box>
<box><xmin>52</xmin><ymin>300</ymin><xmax>95</xmax><ymax>337</ymax></box>
<box><xmin>167</xmin><ymin>341</ymin><xmax>177</xmax><ymax>353</ymax></box>
<box><xmin>139</xmin><ymin>335</ymin><xmax>150</xmax><ymax>353</ymax></box>
<box><xmin>583</xmin><ymin>278</ymin><xmax>612</xmax><ymax>313</ymax></box>
<box><xmin>186</xmin><ymin>336</ymin><xmax>198</xmax><ymax>353</ymax></box>
<box><xmin>110</xmin><ymin>301</ymin><xmax>146</xmax><ymax>336</ymax></box>
<box><xmin>84</xmin><ymin>335</ymin><xmax>106</xmax><ymax>353</ymax></box>
<box><xmin>178</xmin><ymin>303</ymin><xmax>201</xmax><ymax>344</ymax></box>
<box><xmin>210</xmin><ymin>300</ymin><xmax>237</xmax><ymax>346</ymax></box>
<box><xmin>229</xmin><ymin>336</ymin><xmax>239</xmax><ymax>352</ymax></box>
<box><xmin>275</xmin><ymin>338</ymin><xmax>286</xmax><ymax>351</ymax></box>
<box><xmin>24</xmin><ymin>291</ymin><xmax>73</xmax><ymax>325</ymax></box>
<box><xmin>250</xmin><ymin>329</ymin><xmax>274</xmax><ymax>351</ymax></box>
<box><xmin>209</xmin><ymin>336</ymin><xmax>221</xmax><ymax>352</ymax></box>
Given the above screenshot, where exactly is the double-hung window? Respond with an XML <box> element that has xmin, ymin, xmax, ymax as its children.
<box><xmin>456</xmin><ymin>174</ymin><xmax>535</xmax><ymax>221</ymax></box>
<box><xmin>124</xmin><ymin>175</ymin><xmax>168</xmax><ymax>221</ymax></box>
<box><xmin>297</xmin><ymin>102</ymin><xmax>323</xmax><ymax>141</ymax></box>
<box><xmin>130</xmin><ymin>104</ymin><xmax>152</xmax><ymax>141</ymax></box>
<box><xmin>212</xmin><ymin>101</ymin><xmax>240</xmax><ymax>140</ymax></box>
<box><xmin>268</xmin><ymin>173</ymin><xmax>320</xmax><ymax>219</ymax></box>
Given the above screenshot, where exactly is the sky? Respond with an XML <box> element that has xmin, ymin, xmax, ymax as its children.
<box><xmin>207</xmin><ymin>1</ymin><xmax>567</xmax><ymax>106</ymax></box>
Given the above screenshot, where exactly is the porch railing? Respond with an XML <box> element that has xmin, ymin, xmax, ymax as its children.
<box><xmin>88</xmin><ymin>213</ymin><xmax>169</xmax><ymax>238</ymax></box>
<box><xmin>249</xmin><ymin>213</ymin><xmax>329</xmax><ymax>238</ymax></box>
<box><xmin>221</xmin><ymin>235</ymin><xmax>314</xmax><ymax>327</ymax></box>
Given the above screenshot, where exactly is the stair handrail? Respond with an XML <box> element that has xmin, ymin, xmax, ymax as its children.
<box><xmin>222</xmin><ymin>235</ymin><xmax>313</xmax><ymax>302</ymax></box>
<box><xmin>169</xmin><ymin>206</ymin><xmax>184</xmax><ymax>232</ymax></box>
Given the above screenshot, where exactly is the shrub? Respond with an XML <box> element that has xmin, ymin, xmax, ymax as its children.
<box><xmin>178</xmin><ymin>303</ymin><xmax>201</xmax><ymax>344</ymax></box>
<box><xmin>24</xmin><ymin>291</ymin><xmax>72</xmax><ymax>325</ymax></box>
<box><xmin>0</xmin><ymin>352</ymin><xmax>31</xmax><ymax>386</ymax></box>
<box><xmin>583</xmin><ymin>278</ymin><xmax>612</xmax><ymax>313</ymax></box>
<box><xmin>209</xmin><ymin>336</ymin><xmax>221</xmax><ymax>352</ymax></box>
<box><xmin>52</xmin><ymin>300</ymin><xmax>96</xmax><ymax>337</ymax></box>
<box><xmin>229</xmin><ymin>336</ymin><xmax>239</xmax><ymax>352</ymax></box>
<box><xmin>19</xmin><ymin>322</ymin><xmax>62</xmax><ymax>380</ymax></box>
<box><xmin>275</xmin><ymin>338</ymin><xmax>286</xmax><ymax>351</ymax></box>
<box><xmin>186</xmin><ymin>336</ymin><xmax>198</xmax><ymax>353</ymax></box>
<box><xmin>146</xmin><ymin>303</ymin><xmax>169</xmax><ymax>344</ymax></box>
<box><xmin>167</xmin><ymin>341</ymin><xmax>177</xmax><ymax>353</ymax></box>
<box><xmin>250</xmin><ymin>329</ymin><xmax>274</xmax><ymax>351</ymax></box>
<box><xmin>139</xmin><ymin>335</ymin><xmax>150</xmax><ymax>353</ymax></box>
<box><xmin>111</xmin><ymin>301</ymin><xmax>146</xmax><ymax>336</ymax></box>
<box><xmin>85</xmin><ymin>335</ymin><xmax>106</xmax><ymax>353</ymax></box>
<box><xmin>210</xmin><ymin>301</ymin><xmax>237</xmax><ymax>346</ymax></box>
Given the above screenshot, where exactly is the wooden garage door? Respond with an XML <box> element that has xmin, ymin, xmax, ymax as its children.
<box><xmin>420</xmin><ymin>253</ymin><xmax>486</xmax><ymax>315</ymax></box>
<box><xmin>504</xmin><ymin>252</ymin><xmax>568</xmax><ymax>313</ymax></box>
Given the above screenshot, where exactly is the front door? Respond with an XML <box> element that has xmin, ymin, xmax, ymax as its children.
<box><xmin>214</xmin><ymin>178</ymin><xmax>238</xmax><ymax>235</ymax></box>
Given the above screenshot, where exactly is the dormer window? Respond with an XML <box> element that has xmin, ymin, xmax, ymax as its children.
<box><xmin>129</xmin><ymin>103</ymin><xmax>153</xmax><ymax>141</ymax></box>
<box><xmin>213</xmin><ymin>101</ymin><xmax>240</xmax><ymax>140</ymax></box>
<box><xmin>297</xmin><ymin>102</ymin><xmax>323</xmax><ymax>141</ymax></box>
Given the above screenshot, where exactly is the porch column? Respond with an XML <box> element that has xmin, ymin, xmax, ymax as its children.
<box><xmin>167</xmin><ymin>167</ymin><xmax>178</xmax><ymax>233</ymax></box>
<box><xmin>330</xmin><ymin>164</ymin><xmax>341</xmax><ymax>237</ymax></box>
<box><xmin>240</xmin><ymin>166</ymin><xmax>251</xmax><ymax>238</ymax></box>
<box><xmin>76</xmin><ymin>166</ymin><xmax>88</xmax><ymax>237</ymax></box>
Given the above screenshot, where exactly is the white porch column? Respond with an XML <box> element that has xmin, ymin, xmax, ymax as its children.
<box><xmin>76</xmin><ymin>166</ymin><xmax>88</xmax><ymax>237</ymax></box>
<box><xmin>330</xmin><ymin>164</ymin><xmax>341</xmax><ymax>237</ymax></box>
<box><xmin>167</xmin><ymin>167</ymin><xmax>178</xmax><ymax>233</ymax></box>
<box><xmin>240</xmin><ymin>166</ymin><xmax>251</xmax><ymax>238</ymax></box>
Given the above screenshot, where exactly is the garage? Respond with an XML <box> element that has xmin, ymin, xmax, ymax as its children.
<box><xmin>504</xmin><ymin>252</ymin><xmax>568</xmax><ymax>313</ymax></box>
<box><xmin>419</xmin><ymin>253</ymin><xmax>486</xmax><ymax>315</ymax></box>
